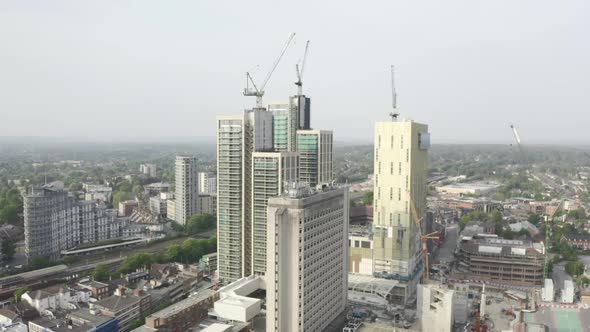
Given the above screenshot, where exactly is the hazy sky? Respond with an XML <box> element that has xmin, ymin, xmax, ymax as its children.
<box><xmin>1</xmin><ymin>1</ymin><xmax>588</xmax><ymax>144</ymax></box>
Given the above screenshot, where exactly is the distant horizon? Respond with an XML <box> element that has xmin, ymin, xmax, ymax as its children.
<box><xmin>1</xmin><ymin>135</ymin><xmax>590</xmax><ymax>147</ymax></box>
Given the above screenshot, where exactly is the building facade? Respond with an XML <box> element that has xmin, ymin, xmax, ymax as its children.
<box><xmin>372</xmin><ymin>120</ymin><xmax>430</xmax><ymax>304</ymax></box>
<box><xmin>296</xmin><ymin>129</ymin><xmax>333</xmax><ymax>188</ymax></box>
<box><xmin>216</xmin><ymin>110</ymin><xmax>273</xmax><ymax>283</ymax></box>
<box><xmin>198</xmin><ymin>194</ymin><xmax>217</xmax><ymax>216</ymax></box>
<box><xmin>174</xmin><ymin>156</ymin><xmax>199</xmax><ymax>225</ymax></box>
<box><xmin>417</xmin><ymin>284</ymin><xmax>454</xmax><ymax>332</ymax></box>
<box><xmin>455</xmin><ymin>238</ymin><xmax>545</xmax><ymax>286</ymax></box>
<box><xmin>22</xmin><ymin>182</ymin><xmax>124</xmax><ymax>261</ymax></box>
<box><xmin>251</xmin><ymin>151</ymin><xmax>299</xmax><ymax>276</ymax></box>
<box><xmin>198</xmin><ymin>172</ymin><xmax>217</xmax><ymax>195</ymax></box>
<box><xmin>139</xmin><ymin>164</ymin><xmax>157</xmax><ymax>177</ymax></box>
<box><xmin>266</xmin><ymin>184</ymin><xmax>349</xmax><ymax>332</ymax></box>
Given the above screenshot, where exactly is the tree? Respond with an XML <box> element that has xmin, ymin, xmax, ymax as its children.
<box><xmin>565</xmin><ymin>260</ymin><xmax>584</xmax><ymax>277</ymax></box>
<box><xmin>492</xmin><ymin>210</ymin><xmax>503</xmax><ymax>223</ymax></box>
<box><xmin>527</xmin><ymin>213</ymin><xmax>541</xmax><ymax>226</ymax></box>
<box><xmin>129</xmin><ymin>319</ymin><xmax>144</xmax><ymax>330</ymax></box>
<box><xmin>0</xmin><ymin>204</ymin><xmax>19</xmax><ymax>224</ymax></box>
<box><xmin>362</xmin><ymin>192</ymin><xmax>373</xmax><ymax>206</ymax></box>
<box><xmin>112</xmin><ymin>191</ymin><xmax>130</xmax><ymax>208</ymax></box>
<box><xmin>459</xmin><ymin>216</ymin><xmax>470</xmax><ymax>231</ymax></box>
<box><xmin>502</xmin><ymin>228</ymin><xmax>515</xmax><ymax>240</ymax></box>
<box><xmin>1</xmin><ymin>240</ymin><xmax>16</xmax><ymax>260</ymax></box>
<box><xmin>92</xmin><ymin>264</ymin><xmax>110</xmax><ymax>282</ymax></box>
<box><xmin>118</xmin><ymin>252</ymin><xmax>153</xmax><ymax>274</ymax></box>
<box><xmin>186</xmin><ymin>214</ymin><xmax>216</xmax><ymax>235</ymax></box>
<box><xmin>167</xmin><ymin>245</ymin><xmax>182</xmax><ymax>262</ymax></box>
<box><xmin>30</xmin><ymin>257</ymin><xmax>54</xmax><ymax>270</ymax></box>
<box><xmin>14</xmin><ymin>287</ymin><xmax>29</xmax><ymax>302</ymax></box>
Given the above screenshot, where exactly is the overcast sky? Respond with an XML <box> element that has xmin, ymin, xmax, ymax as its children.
<box><xmin>0</xmin><ymin>1</ymin><xmax>588</xmax><ymax>144</ymax></box>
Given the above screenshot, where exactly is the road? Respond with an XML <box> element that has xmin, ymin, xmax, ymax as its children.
<box><xmin>433</xmin><ymin>224</ymin><xmax>458</xmax><ymax>265</ymax></box>
<box><xmin>552</xmin><ymin>261</ymin><xmax>571</xmax><ymax>300</ymax></box>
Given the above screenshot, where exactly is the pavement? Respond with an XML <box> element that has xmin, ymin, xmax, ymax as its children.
<box><xmin>524</xmin><ymin>307</ymin><xmax>590</xmax><ymax>332</ymax></box>
<box><xmin>552</xmin><ymin>261</ymin><xmax>572</xmax><ymax>299</ymax></box>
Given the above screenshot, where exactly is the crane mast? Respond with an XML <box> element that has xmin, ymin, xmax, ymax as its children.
<box><xmin>408</xmin><ymin>191</ymin><xmax>440</xmax><ymax>282</ymax></box>
<box><xmin>244</xmin><ymin>33</ymin><xmax>296</xmax><ymax>108</ymax></box>
<box><xmin>389</xmin><ymin>65</ymin><xmax>399</xmax><ymax>121</ymax></box>
<box><xmin>295</xmin><ymin>40</ymin><xmax>310</xmax><ymax>96</ymax></box>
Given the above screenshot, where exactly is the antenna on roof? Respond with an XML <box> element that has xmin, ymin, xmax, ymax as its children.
<box><xmin>389</xmin><ymin>65</ymin><xmax>399</xmax><ymax>121</ymax></box>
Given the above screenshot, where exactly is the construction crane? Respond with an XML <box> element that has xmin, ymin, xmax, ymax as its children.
<box><xmin>294</xmin><ymin>40</ymin><xmax>310</xmax><ymax>96</ymax></box>
<box><xmin>243</xmin><ymin>33</ymin><xmax>296</xmax><ymax>109</ymax></box>
<box><xmin>510</xmin><ymin>124</ymin><xmax>527</xmax><ymax>167</ymax></box>
<box><xmin>389</xmin><ymin>65</ymin><xmax>399</xmax><ymax>121</ymax></box>
<box><xmin>408</xmin><ymin>192</ymin><xmax>440</xmax><ymax>281</ymax></box>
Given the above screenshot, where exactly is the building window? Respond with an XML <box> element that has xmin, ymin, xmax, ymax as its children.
<box><xmin>399</xmin><ymin>162</ymin><xmax>402</xmax><ymax>175</ymax></box>
<box><xmin>398</xmin><ymin>188</ymin><xmax>401</xmax><ymax>201</ymax></box>
<box><xmin>390</xmin><ymin>188</ymin><xmax>393</xmax><ymax>200</ymax></box>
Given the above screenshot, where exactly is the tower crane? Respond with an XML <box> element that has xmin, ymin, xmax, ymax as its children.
<box><xmin>409</xmin><ymin>191</ymin><xmax>440</xmax><ymax>282</ymax></box>
<box><xmin>389</xmin><ymin>65</ymin><xmax>399</xmax><ymax>121</ymax></box>
<box><xmin>294</xmin><ymin>40</ymin><xmax>310</xmax><ymax>96</ymax></box>
<box><xmin>244</xmin><ymin>33</ymin><xmax>296</xmax><ymax>109</ymax></box>
<box><xmin>510</xmin><ymin>124</ymin><xmax>527</xmax><ymax>167</ymax></box>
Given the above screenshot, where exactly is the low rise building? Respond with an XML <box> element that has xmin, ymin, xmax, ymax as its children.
<box><xmin>77</xmin><ymin>280</ymin><xmax>110</xmax><ymax>300</ymax></box>
<box><xmin>28</xmin><ymin>310</ymin><xmax>117</xmax><ymax>332</ymax></box>
<box><xmin>145</xmin><ymin>182</ymin><xmax>169</xmax><ymax>195</ymax></box>
<box><xmin>143</xmin><ymin>290</ymin><xmax>217</xmax><ymax>331</ymax></box>
<box><xmin>561</xmin><ymin>234</ymin><xmax>590</xmax><ymax>251</ymax></box>
<box><xmin>0</xmin><ymin>309</ymin><xmax>27</xmax><ymax>332</ymax></box>
<box><xmin>91</xmin><ymin>288</ymin><xmax>151</xmax><ymax>332</ymax></box>
<box><xmin>166</xmin><ymin>199</ymin><xmax>176</xmax><ymax>222</ymax></box>
<box><xmin>22</xmin><ymin>285</ymin><xmax>90</xmax><ymax>312</ymax></box>
<box><xmin>435</xmin><ymin>182</ymin><xmax>500</xmax><ymax>196</ymax></box>
<box><xmin>200</xmin><ymin>252</ymin><xmax>217</xmax><ymax>276</ymax></box>
<box><xmin>455</xmin><ymin>238</ymin><xmax>545</xmax><ymax>286</ymax></box>
<box><xmin>119</xmin><ymin>200</ymin><xmax>139</xmax><ymax>217</ymax></box>
<box><xmin>149</xmin><ymin>196</ymin><xmax>167</xmax><ymax>217</ymax></box>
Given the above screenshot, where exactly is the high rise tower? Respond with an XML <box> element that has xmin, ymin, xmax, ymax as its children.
<box><xmin>174</xmin><ymin>155</ymin><xmax>199</xmax><ymax>225</ymax></box>
<box><xmin>296</xmin><ymin>129</ymin><xmax>333</xmax><ymax>187</ymax></box>
<box><xmin>372</xmin><ymin>120</ymin><xmax>430</xmax><ymax>304</ymax></box>
<box><xmin>266</xmin><ymin>184</ymin><xmax>349</xmax><ymax>332</ymax></box>
<box><xmin>251</xmin><ymin>151</ymin><xmax>299</xmax><ymax>276</ymax></box>
<box><xmin>217</xmin><ymin>109</ymin><xmax>273</xmax><ymax>283</ymax></box>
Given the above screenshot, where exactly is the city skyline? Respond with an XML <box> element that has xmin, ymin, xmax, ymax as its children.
<box><xmin>1</xmin><ymin>1</ymin><xmax>589</xmax><ymax>144</ymax></box>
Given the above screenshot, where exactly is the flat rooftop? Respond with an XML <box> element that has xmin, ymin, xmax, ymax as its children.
<box><xmin>148</xmin><ymin>289</ymin><xmax>215</xmax><ymax>319</ymax></box>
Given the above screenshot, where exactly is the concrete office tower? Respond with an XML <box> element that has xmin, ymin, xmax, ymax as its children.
<box><xmin>266</xmin><ymin>184</ymin><xmax>349</xmax><ymax>332</ymax></box>
<box><xmin>372</xmin><ymin>120</ymin><xmax>430</xmax><ymax>304</ymax></box>
<box><xmin>296</xmin><ymin>129</ymin><xmax>333</xmax><ymax>187</ymax></box>
<box><xmin>251</xmin><ymin>152</ymin><xmax>299</xmax><ymax>276</ymax></box>
<box><xmin>294</xmin><ymin>95</ymin><xmax>311</xmax><ymax>130</ymax></box>
<box><xmin>417</xmin><ymin>284</ymin><xmax>454</xmax><ymax>332</ymax></box>
<box><xmin>269</xmin><ymin>96</ymin><xmax>310</xmax><ymax>153</ymax></box>
<box><xmin>174</xmin><ymin>156</ymin><xmax>199</xmax><ymax>225</ymax></box>
<box><xmin>267</xmin><ymin>101</ymin><xmax>294</xmax><ymax>152</ymax></box>
<box><xmin>217</xmin><ymin>110</ymin><xmax>273</xmax><ymax>283</ymax></box>
<box><xmin>198</xmin><ymin>172</ymin><xmax>216</xmax><ymax>195</ymax></box>
<box><xmin>22</xmin><ymin>181</ymin><xmax>123</xmax><ymax>261</ymax></box>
